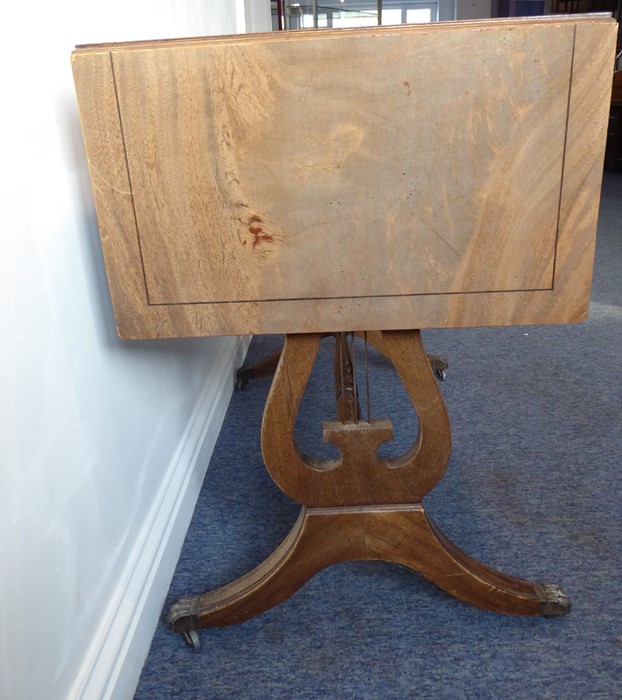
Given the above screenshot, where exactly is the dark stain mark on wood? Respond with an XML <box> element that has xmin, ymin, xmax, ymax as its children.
<box><xmin>247</xmin><ymin>215</ymin><xmax>273</xmax><ymax>249</ymax></box>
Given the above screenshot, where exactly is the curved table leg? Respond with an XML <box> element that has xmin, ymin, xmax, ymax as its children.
<box><xmin>168</xmin><ymin>507</ymin><xmax>366</xmax><ymax>633</ymax></box>
<box><xmin>168</xmin><ymin>504</ymin><xmax>569</xmax><ymax>642</ymax></box>
<box><xmin>361</xmin><ymin>504</ymin><xmax>570</xmax><ymax>617</ymax></box>
<box><xmin>235</xmin><ymin>349</ymin><xmax>282</xmax><ymax>390</ymax></box>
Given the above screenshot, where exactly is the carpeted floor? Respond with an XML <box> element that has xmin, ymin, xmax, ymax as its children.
<box><xmin>134</xmin><ymin>173</ymin><xmax>622</xmax><ymax>699</ymax></box>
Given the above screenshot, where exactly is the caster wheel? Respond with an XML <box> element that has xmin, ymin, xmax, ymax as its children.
<box><xmin>434</xmin><ymin>369</ymin><xmax>447</xmax><ymax>381</ymax></box>
<box><xmin>183</xmin><ymin>630</ymin><xmax>200</xmax><ymax>650</ymax></box>
<box><xmin>235</xmin><ymin>376</ymin><xmax>248</xmax><ymax>391</ymax></box>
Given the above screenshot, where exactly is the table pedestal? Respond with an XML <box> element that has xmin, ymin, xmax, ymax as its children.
<box><xmin>169</xmin><ymin>330</ymin><xmax>569</xmax><ymax>648</ymax></box>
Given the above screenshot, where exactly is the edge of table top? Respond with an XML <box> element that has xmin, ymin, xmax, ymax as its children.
<box><xmin>72</xmin><ymin>12</ymin><xmax>614</xmax><ymax>55</ymax></box>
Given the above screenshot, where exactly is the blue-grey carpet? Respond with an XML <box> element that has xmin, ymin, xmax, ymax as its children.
<box><xmin>134</xmin><ymin>173</ymin><xmax>622</xmax><ymax>699</ymax></box>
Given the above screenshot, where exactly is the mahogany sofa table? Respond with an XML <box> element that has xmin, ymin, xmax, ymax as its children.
<box><xmin>71</xmin><ymin>13</ymin><xmax>617</xmax><ymax>648</ymax></box>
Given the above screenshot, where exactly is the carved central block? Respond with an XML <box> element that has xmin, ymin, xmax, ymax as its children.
<box><xmin>323</xmin><ymin>419</ymin><xmax>394</xmax><ymax>465</ymax></box>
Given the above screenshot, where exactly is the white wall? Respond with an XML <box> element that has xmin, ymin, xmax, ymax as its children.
<box><xmin>0</xmin><ymin>2</ymin><xmax>269</xmax><ymax>699</ymax></box>
<box><xmin>245</xmin><ymin>0</ymin><xmax>274</xmax><ymax>32</ymax></box>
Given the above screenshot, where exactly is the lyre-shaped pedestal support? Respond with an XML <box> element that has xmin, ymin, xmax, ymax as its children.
<box><xmin>169</xmin><ymin>330</ymin><xmax>569</xmax><ymax>647</ymax></box>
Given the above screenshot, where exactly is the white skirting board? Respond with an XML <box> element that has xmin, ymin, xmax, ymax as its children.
<box><xmin>70</xmin><ymin>335</ymin><xmax>251</xmax><ymax>700</ymax></box>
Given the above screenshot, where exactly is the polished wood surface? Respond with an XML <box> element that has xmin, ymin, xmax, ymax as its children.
<box><xmin>71</xmin><ymin>15</ymin><xmax>615</xmax><ymax>339</ymax></box>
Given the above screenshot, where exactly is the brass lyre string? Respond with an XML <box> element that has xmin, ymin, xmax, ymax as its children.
<box><xmin>364</xmin><ymin>331</ymin><xmax>372</xmax><ymax>422</ymax></box>
<box><xmin>350</xmin><ymin>331</ymin><xmax>359</xmax><ymax>423</ymax></box>
<box><xmin>338</xmin><ymin>332</ymin><xmax>346</xmax><ymax>415</ymax></box>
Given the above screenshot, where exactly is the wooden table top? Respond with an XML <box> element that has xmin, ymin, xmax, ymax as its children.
<box><xmin>72</xmin><ymin>15</ymin><xmax>616</xmax><ymax>338</ymax></box>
